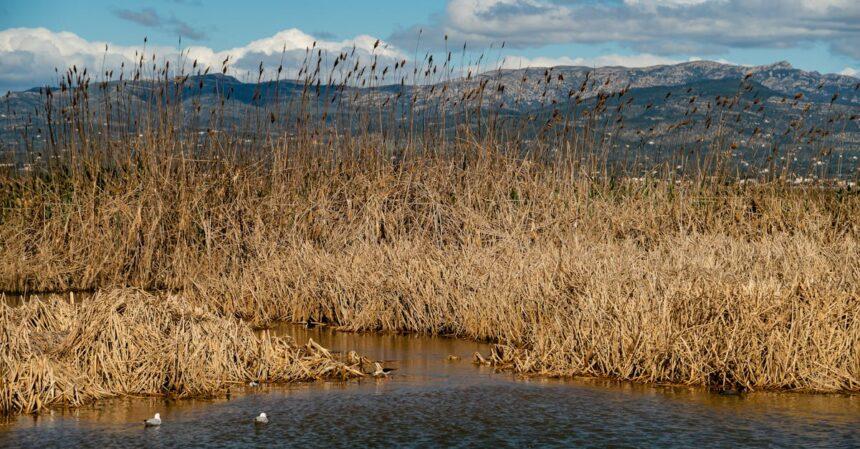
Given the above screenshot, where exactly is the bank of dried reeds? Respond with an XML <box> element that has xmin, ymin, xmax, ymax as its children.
<box><xmin>2</xmin><ymin>154</ymin><xmax>857</xmax><ymax>393</ymax></box>
<box><xmin>1</xmin><ymin>44</ymin><xmax>859</xmax><ymax>396</ymax></box>
<box><xmin>0</xmin><ymin>289</ymin><xmax>364</xmax><ymax>415</ymax></box>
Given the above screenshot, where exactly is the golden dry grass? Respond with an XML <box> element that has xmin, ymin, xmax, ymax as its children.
<box><xmin>1</xmin><ymin>48</ymin><xmax>859</xmax><ymax>400</ymax></box>
<box><xmin>1</xmin><ymin>152</ymin><xmax>857</xmax><ymax>394</ymax></box>
<box><xmin>0</xmin><ymin>289</ymin><xmax>364</xmax><ymax>415</ymax></box>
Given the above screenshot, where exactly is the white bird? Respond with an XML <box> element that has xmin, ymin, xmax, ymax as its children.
<box><xmin>144</xmin><ymin>413</ymin><xmax>161</xmax><ymax>427</ymax></box>
<box><xmin>255</xmin><ymin>412</ymin><xmax>269</xmax><ymax>425</ymax></box>
<box><xmin>248</xmin><ymin>381</ymin><xmax>259</xmax><ymax>387</ymax></box>
<box><xmin>372</xmin><ymin>362</ymin><xmax>396</xmax><ymax>378</ymax></box>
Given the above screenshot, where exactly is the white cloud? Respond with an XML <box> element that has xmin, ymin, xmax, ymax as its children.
<box><xmin>840</xmin><ymin>67</ymin><xmax>859</xmax><ymax>77</ymax></box>
<box><xmin>0</xmin><ymin>28</ymin><xmax>159</xmax><ymax>89</ymax></box>
<box><xmin>0</xmin><ymin>27</ymin><xmax>405</xmax><ymax>91</ymax></box>
<box><xmin>394</xmin><ymin>0</ymin><xmax>860</xmax><ymax>59</ymax></box>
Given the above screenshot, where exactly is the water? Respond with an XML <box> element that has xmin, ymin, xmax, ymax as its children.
<box><xmin>1</xmin><ymin>324</ymin><xmax>858</xmax><ymax>448</ymax></box>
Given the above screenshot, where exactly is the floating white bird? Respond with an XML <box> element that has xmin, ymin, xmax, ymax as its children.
<box><xmin>248</xmin><ymin>381</ymin><xmax>259</xmax><ymax>387</ymax></box>
<box><xmin>255</xmin><ymin>412</ymin><xmax>269</xmax><ymax>425</ymax></box>
<box><xmin>372</xmin><ymin>362</ymin><xmax>396</xmax><ymax>378</ymax></box>
<box><xmin>144</xmin><ymin>413</ymin><xmax>161</xmax><ymax>427</ymax></box>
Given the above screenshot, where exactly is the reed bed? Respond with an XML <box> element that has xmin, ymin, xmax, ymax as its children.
<box><xmin>0</xmin><ymin>289</ymin><xmax>364</xmax><ymax>415</ymax></box>
<box><xmin>2</xmin><ymin>155</ymin><xmax>857</xmax><ymax>393</ymax></box>
<box><xmin>1</xmin><ymin>41</ymin><xmax>859</xmax><ymax>398</ymax></box>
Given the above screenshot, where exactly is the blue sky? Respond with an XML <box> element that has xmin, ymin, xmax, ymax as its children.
<box><xmin>1</xmin><ymin>0</ymin><xmax>859</xmax><ymax>91</ymax></box>
<box><xmin>2</xmin><ymin>0</ymin><xmax>441</xmax><ymax>50</ymax></box>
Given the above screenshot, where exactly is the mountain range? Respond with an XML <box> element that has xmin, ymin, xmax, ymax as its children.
<box><xmin>2</xmin><ymin>60</ymin><xmax>859</xmax><ymax>176</ymax></box>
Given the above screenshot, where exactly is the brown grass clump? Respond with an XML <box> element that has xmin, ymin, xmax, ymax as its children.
<box><xmin>194</xmin><ymin>232</ymin><xmax>859</xmax><ymax>392</ymax></box>
<box><xmin>0</xmin><ymin>289</ymin><xmax>364</xmax><ymax>415</ymax></box>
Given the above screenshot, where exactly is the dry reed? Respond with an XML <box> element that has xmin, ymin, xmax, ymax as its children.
<box><xmin>1</xmin><ymin>41</ymin><xmax>859</xmax><ymax>399</ymax></box>
<box><xmin>3</xmin><ymin>157</ymin><xmax>857</xmax><ymax>393</ymax></box>
<box><xmin>0</xmin><ymin>289</ymin><xmax>364</xmax><ymax>415</ymax></box>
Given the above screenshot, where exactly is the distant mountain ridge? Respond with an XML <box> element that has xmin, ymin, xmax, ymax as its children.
<box><xmin>8</xmin><ymin>60</ymin><xmax>860</xmax><ymax>104</ymax></box>
<box><xmin>473</xmin><ymin>60</ymin><xmax>859</xmax><ymax>108</ymax></box>
<box><xmin>3</xmin><ymin>60</ymin><xmax>859</xmax><ymax>175</ymax></box>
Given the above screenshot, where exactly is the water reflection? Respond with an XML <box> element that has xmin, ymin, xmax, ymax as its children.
<box><xmin>1</xmin><ymin>324</ymin><xmax>857</xmax><ymax>448</ymax></box>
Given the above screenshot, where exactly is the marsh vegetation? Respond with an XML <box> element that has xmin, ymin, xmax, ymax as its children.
<box><xmin>1</xmin><ymin>41</ymin><xmax>858</xmax><ymax>415</ymax></box>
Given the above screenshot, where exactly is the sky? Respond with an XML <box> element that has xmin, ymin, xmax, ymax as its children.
<box><xmin>1</xmin><ymin>0</ymin><xmax>859</xmax><ymax>92</ymax></box>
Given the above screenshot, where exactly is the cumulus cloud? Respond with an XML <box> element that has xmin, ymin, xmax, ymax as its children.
<box><xmin>0</xmin><ymin>27</ymin><xmax>405</xmax><ymax>92</ymax></box>
<box><xmin>0</xmin><ymin>28</ymin><xmax>153</xmax><ymax>91</ymax></box>
<box><xmin>391</xmin><ymin>0</ymin><xmax>860</xmax><ymax>59</ymax></box>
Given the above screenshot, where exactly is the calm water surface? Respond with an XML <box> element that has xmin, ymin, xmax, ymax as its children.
<box><xmin>1</xmin><ymin>324</ymin><xmax>858</xmax><ymax>448</ymax></box>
